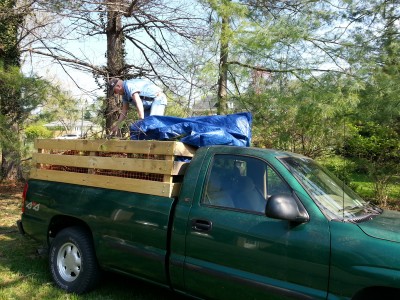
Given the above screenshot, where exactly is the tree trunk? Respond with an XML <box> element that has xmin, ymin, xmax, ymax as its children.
<box><xmin>1</xmin><ymin>149</ymin><xmax>23</xmax><ymax>181</ymax></box>
<box><xmin>105</xmin><ymin>0</ymin><xmax>126</xmax><ymax>134</ymax></box>
<box><xmin>217</xmin><ymin>14</ymin><xmax>229</xmax><ymax>115</ymax></box>
<box><xmin>0</xmin><ymin>123</ymin><xmax>23</xmax><ymax>181</ymax></box>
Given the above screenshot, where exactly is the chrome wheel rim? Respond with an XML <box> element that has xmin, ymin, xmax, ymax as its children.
<box><xmin>56</xmin><ymin>242</ymin><xmax>81</xmax><ymax>282</ymax></box>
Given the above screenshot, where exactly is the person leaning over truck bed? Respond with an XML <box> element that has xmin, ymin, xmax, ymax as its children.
<box><xmin>109</xmin><ymin>77</ymin><xmax>167</xmax><ymax>134</ymax></box>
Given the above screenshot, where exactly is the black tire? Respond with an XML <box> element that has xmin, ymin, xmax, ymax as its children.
<box><xmin>49</xmin><ymin>226</ymin><xmax>100</xmax><ymax>294</ymax></box>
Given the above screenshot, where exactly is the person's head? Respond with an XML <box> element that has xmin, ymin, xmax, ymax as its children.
<box><xmin>108</xmin><ymin>78</ymin><xmax>124</xmax><ymax>95</ymax></box>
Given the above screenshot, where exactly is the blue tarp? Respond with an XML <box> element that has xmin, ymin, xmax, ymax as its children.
<box><xmin>130</xmin><ymin>112</ymin><xmax>252</xmax><ymax>148</ymax></box>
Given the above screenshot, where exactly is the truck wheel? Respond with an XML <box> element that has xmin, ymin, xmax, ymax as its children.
<box><xmin>49</xmin><ymin>226</ymin><xmax>100</xmax><ymax>294</ymax></box>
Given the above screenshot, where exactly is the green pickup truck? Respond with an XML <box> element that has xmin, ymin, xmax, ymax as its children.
<box><xmin>18</xmin><ymin>140</ymin><xmax>400</xmax><ymax>299</ymax></box>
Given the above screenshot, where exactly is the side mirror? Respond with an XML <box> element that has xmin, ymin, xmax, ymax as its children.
<box><xmin>266</xmin><ymin>194</ymin><xmax>309</xmax><ymax>223</ymax></box>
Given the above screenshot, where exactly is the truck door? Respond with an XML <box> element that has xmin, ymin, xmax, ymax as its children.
<box><xmin>184</xmin><ymin>153</ymin><xmax>330</xmax><ymax>300</ymax></box>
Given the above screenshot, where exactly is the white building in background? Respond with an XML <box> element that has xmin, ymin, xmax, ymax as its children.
<box><xmin>44</xmin><ymin>120</ymin><xmax>102</xmax><ymax>138</ymax></box>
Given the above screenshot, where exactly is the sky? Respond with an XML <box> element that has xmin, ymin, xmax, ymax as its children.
<box><xmin>21</xmin><ymin>35</ymin><xmax>106</xmax><ymax>106</ymax></box>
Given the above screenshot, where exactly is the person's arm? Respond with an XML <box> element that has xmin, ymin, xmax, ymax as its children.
<box><xmin>111</xmin><ymin>102</ymin><xmax>129</xmax><ymax>134</ymax></box>
<box><xmin>132</xmin><ymin>92</ymin><xmax>145</xmax><ymax>119</ymax></box>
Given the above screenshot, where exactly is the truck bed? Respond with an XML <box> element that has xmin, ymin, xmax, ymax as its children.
<box><xmin>30</xmin><ymin>139</ymin><xmax>196</xmax><ymax>197</ymax></box>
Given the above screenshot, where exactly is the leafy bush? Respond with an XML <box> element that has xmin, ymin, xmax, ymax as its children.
<box><xmin>24</xmin><ymin>125</ymin><xmax>53</xmax><ymax>141</ymax></box>
<box><xmin>318</xmin><ymin>155</ymin><xmax>356</xmax><ymax>185</ymax></box>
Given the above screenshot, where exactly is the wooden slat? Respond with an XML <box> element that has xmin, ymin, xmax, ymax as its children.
<box><xmin>163</xmin><ymin>155</ymin><xmax>174</xmax><ymax>184</ymax></box>
<box><xmin>34</xmin><ymin>139</ymin><xmax>196</xmax><ymax>156</ymax></box>
<box><xmin>172</xmin><ymin>141</ymin><xmax>197</xmax><ymax>157</ymax></box>
<box><xmin>31</xmin><ymin>139</ymin><xmax>194</xmax><ymax>197</ymax></box>
<box><xmin>33</xmin><ymin>153</ymin><xmax>189</xmax><ymax>175</ymax></box>
<box><xmin>30</xmin><ymin>168</ymin><xmax>181</xmax><ymax>197</ymax></box>
<box><xmin>33</xmin><ymin>153</ymin><xmax>181</xmax><ymax>175</ymax></box>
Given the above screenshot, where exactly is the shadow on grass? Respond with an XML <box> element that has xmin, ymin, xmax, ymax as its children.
<box><xmin>0</xmin><ymin>225</ymin><xmax>189</xmax><ymax>299</ymax></box>
<box><xmin>97</xmin><ymin>271</ymin><xmax>190</xmax><ymax>300</ymax></box>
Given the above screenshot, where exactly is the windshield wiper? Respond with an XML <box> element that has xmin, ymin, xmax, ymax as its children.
<box><xmin>339</xmin><ymin>205</ymin><xmax>362</xmax><ymax>212</ymax></box>
<box><xmin>362</xmin><ymin>202</ymin><xmax>383</xmax><ymax>214</ymax></box>
<box><xmin>339</xmin><ymin>201</ymin><xmax>382</xmax><ymax>215</ymax></box>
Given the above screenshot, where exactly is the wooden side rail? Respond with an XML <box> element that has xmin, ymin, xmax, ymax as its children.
<box><xmin>30</xmin><ymin>139</ymin><xmax>196</xmax><ymax>197</ymax></box>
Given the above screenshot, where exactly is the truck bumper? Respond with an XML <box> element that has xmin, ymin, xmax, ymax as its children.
<box><xmin>17</xmin><ymin>220</ymin><xmax>25</xmax><ymax>235</ymax></box>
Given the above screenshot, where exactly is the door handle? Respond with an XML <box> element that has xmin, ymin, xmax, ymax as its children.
<box><xmin>191</xmin><ymin>219</ymin><xmax>212</xmax><ymax>232</ymax></box>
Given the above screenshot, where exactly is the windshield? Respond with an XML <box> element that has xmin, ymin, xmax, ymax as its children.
<box><xmin>280</xmin><ymin>156</ymin><xmax>382</xmax><ymax>222</ymax></box>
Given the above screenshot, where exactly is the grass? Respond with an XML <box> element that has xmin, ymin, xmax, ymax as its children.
<box><xmin>318</xmin><ymin>156</ymin><xmax>400</xmax><ymax>209</ymax></box>
<box><xmin>350</xmin><ymin>173</ymin><xmax>400</xmax><ymax>209</ymax></box>
<box><xmin>0</xmin><ymin>182</ymin><xmax>188</xmax><ymax>300</ymax></box>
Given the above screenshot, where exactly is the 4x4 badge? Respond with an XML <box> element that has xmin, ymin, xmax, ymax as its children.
<box><xmin>26</xmin><ymin>201</ymin><xmax>40</xmax><ymax>211</ymax></box>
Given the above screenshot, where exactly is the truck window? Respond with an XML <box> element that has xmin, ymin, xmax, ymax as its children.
<box><xmin>202</xmin><ymin>155</ymin><xmax>291</xmax><ymax>213</ymax></box>
<box><xmin>267</xmin><ymin>167</ymin><xmax>292</xmax><ymax>197</ymax></box>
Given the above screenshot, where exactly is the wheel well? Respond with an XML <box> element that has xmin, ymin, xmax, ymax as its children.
<box><xmin>352</xmin><ymin>286</ymin><xmax>400</xmax><ymax>300</ymax></box>
<box><xmin>48</xmin><ymin>215</ymin><xmax>92</xmax><ymax>240</ymax></box>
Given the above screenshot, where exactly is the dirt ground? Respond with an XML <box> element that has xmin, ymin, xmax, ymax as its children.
<box><xmin>0</xmin><ymin>181</ymin><xmax>25</xmax><ymax>195</ymax></box>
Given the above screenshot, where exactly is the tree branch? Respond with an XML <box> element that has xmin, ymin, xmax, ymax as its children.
<box><xmin>227</xmin><ymin>61</ymin><xmax>349</xmax><ymax>74</ymax></box>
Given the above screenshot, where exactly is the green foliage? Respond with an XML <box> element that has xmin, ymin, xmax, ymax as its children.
<box><xmin>28</xmin><ymin>83</ymin><xmax>84</xmax><ymax>136</ymax></box>
<box><xmin>346</xmin><ymin>122</ymin><xmax>399</xmax><ymax>162</ymax></box>
<box><xmin>195</xmin><ymin>1</ymin><xmax>372</xmax><ymax>156</ymax></box>
<box><xmin>339</xmin><ymin>0</ymin><xmax>400</xmax><ymax>206</ymax></box>
<box><xmin>0</xmin><ymin>68</ymin><xmax>48</xmax><ymax>134</ymax></box>
<box><xmin>24</xmin><ymin>125</ymin><xmax>53</xmax><ymax>142</ymax></box>
<box><xmin>166</xmin><ymin>98</ymin><xmax>190</xmax><ymax>118</ymax></box>
<box><xmin>318</xmin><ymin>155</ymin><xmax>357</xmax><ymax>186</ymax></box>
<box><xmin>0</xmin><ymin>113</ymin><xmax>19</xmax><ymax>152</ymax></box>
<box><xmin>243</xmin><ymin>72</ymin><xmax>360</xmax><ymax>158</ymax></box>
<box><xmin>0</xmin><ymin>66</ymin><xmax>49</xmax><ymax>123</ymax></box>
<box><xmin>0</xmin><ymin>0</ymin><xmax>21</xmax><ymax>67</ymax></box>
<box><xmin>356</xmin><ymin>70</ymin><xmax>400</xmax><ymax>127</ymax></box>
<box><xmin>344</xmin><ymin>122</ymin><xmax>399</xmax><ymax>206</ymax></box>
<box><xmin>0</xmin><ymin>68</ymin><xmax>51</xmax><ymax>179</ymax></box>
<box><xmin>318</xmin><ymin>154</ymin><xmax>400</xmax><ymax>207</ymax></box>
